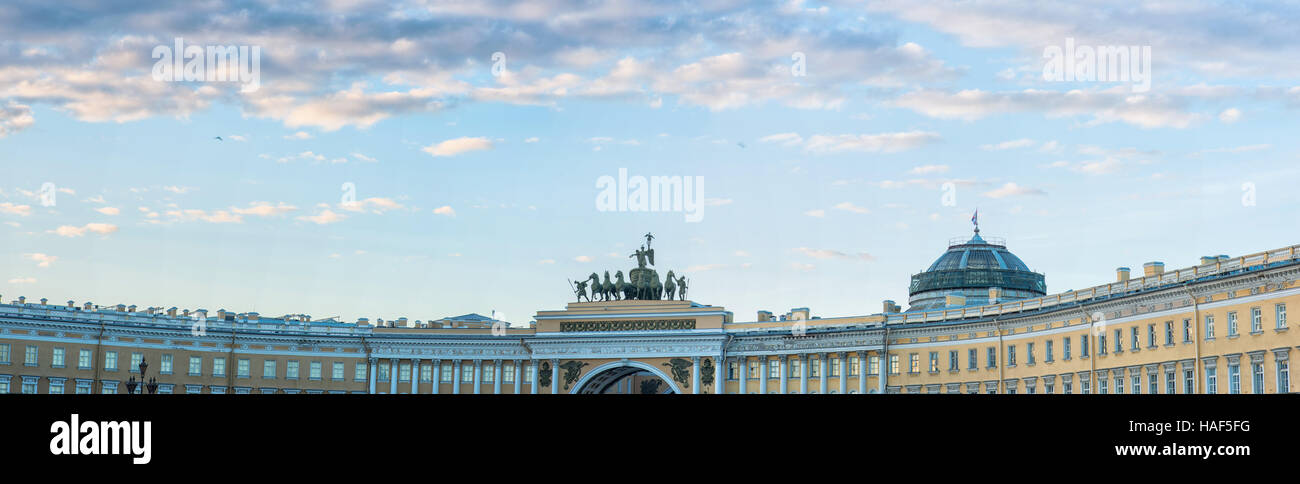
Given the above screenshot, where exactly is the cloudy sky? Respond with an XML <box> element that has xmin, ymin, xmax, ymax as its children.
<box><xmin>1</xmin><ymin>0</ymin><xmax>1297</xmax><ymax>325</ymax></box>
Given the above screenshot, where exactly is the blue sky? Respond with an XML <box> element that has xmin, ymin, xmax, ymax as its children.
<box><xmin>1</xmin><ymin>0</ymin><xmax>1298</xmax><ymax>325</ymax></box>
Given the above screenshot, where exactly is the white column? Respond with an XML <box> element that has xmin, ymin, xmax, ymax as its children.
<box><xmin>713</xmin><ymin>356</ymin><xmax>724</xmax><ymax>395</ymax></box>
<box><xmin>737</xmin><ymin>356</ymin><xmax>747</xmax><ymax>395</ymax></box>
<box><xmin>513</xmin><ymin>360</ymin><xmax>522</xmax><ymax>394</ymax></box>
<box><xmin>530</xmin><ymin>360</ymin><xmax>539</xmax><ymax>394</ymax></box>
<box><xmin>389</xmin><ymin>359</ymin><xmax>398</xmax><ymax>394</ymax></box>
<box><xmin>779</xmin><ymin>355</ymin><xmax>788</xmax><ymax>394</ymax></box>
<box><xmin>367</xmin><ymin>357</ymin><xmax>377</xmax><ymax>394</ymax></box>
<box><xmin>431</xmin><ymin>359</ymin><xmax>441</xmax><ymax>395</ymax></box>
<box><xmin>550</xmin><ymin>359</ymin><xmax>559</xmax><ymax>394</ymax></box>
<box><xmin>859</xmin><ymin>352</ymin><xmax>868</xmax><ymax>395</ymax></box>
<box><xmin>878</xmin><ymin>353</ymin><xmax>887</xmax><ymax>394</ymax></box>
<box><xmin>493</xmin><ymin>359</ymin><xmax>502</xmax><ymax>394</ymax></box>
<box><xmin>819</xmin><ymin>353</ymin><xmax>829</xmax><ymax>394</ymax></box>
<box><xmin>692</xmin><ymin>357</ymin><xmax>701</xmax><ymax>394</ymax></box>
<box><xmin>411</xmin><ymin>358</ymin><xmax>421</xmax><ymax>395</ymax></box>
<box><xmin>838</xmin><ymin>354</ymin><xmax>847</xmax><ymax>395</ymax></box>
<box><xmin>799</xmin><ymin>354</ymin><xmax>809</xmax><ymax>394</ymax></box>
<box><xmin>452</xmin><ymin>360</ymin><xmax>462</xmax><ymax>394</ymax></box>
<box><xmin>760</xmin><ymin>357</ymin><xmax>769</xmax><ymax>394</ymax></box>
<box><xmin>473</xmin><ymin>360</ymin><xmax>482</xmax><ymax>395</ymax></box>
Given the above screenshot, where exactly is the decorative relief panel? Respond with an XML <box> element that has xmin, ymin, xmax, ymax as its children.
<box><xmin>559</xmin><ymin>319</ymin><xmax>695</xmax><ymax>332</ymax></box>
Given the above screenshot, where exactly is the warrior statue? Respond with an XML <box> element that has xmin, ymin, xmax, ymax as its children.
<box><xmin>677</xmin><ymin>276</ymin><xmax>688</xmax><ymax>300</ymax></box>
<box><xmin>573</xmin><ymin>278</ymin><xmax>590</xmax><ymax>302</ymax></box>
<box><xmin>665</xmin><ymin>270</ymin><xmax>677</xmax><ymax>300</ymax></box>
<box><xmin>629</xmin><ymin>245</ymin><xmax>655</xmax><ymax>269</ymax></box>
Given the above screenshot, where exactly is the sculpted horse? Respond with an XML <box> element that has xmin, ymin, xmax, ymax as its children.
<box><xmin>664</xmin><ymin>270</ymin><xmax>677</xmax><ymax>300</ymax></box>
<box><xmin>650</xmin><ymin>272</ymin><xmax>663</xmax><ymax>300</ymax></box>
<box><xmin>587</xmin><ymin>273</ymin><xmax>604</xmax><ymax>301</ymax></box>
<box><xmin>601</xmin><ymin>271</ymin><xmax>617</xmax><ymax>301</ymax></box>
<box><xmin>616</xmin><ymin>271</ymin><xmax>636</xmax><ymax>300</ymax></box>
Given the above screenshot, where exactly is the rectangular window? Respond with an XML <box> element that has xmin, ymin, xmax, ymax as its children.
<box><xmin>748</xmin><ymin>360</ymin><xmax>760</xmax><ymax>379</ymax></box>
<box><xmin>1064</xmin><ymin>337</ymin><xmax>1072</xmax><ymax>360</ymax></box>
<box><xmin>399</xmin><ymin>362</ymin><xmax>411</xmax><ymax>382</ymax></box>
<box><xmin>50</xmin><ymin>380</ymin><xmax>65</xmax><ymax>394</ymax></box>
<box><xmin>1252</xmin><ymin>363</ymin><xmax>1264</xmax><ymax>394</ymax></box>
<box><xmin>236</xmin><ymin>358</ymin><xmax>250</xmax><ymax>378</ymax></box>
<box><xmin>1114</xmin><ymin>329</ymin><xmax>1123</xmax><ymax>353</ymax></box>
<box><xmin>77</xmin><ymin>380</ymin><xmax>91</xmax><ymax>394</ymax></box>
<box><xmin>830</xmin><ymin>358</ymin><xmax>841</xmax><ymax>377</ymax></box>
<box><xmin>1183</xmin><ymin>319</ymin><xmax>1192</xmax><ymax>343</ymax></box>
<box><xmin>1251</xmin><ymin>307</ymin><xmax>1262</xmax><ymax>333</ymax></box>
<box><xmin>105</xmin><ymin>351</ymin><xmax>118</xmax><ymax>371</ymax></box>
<box><xmin>79</xmin><ymin>349</ymin><xmax>92</xmax><ymax>370</ymax></box>
<box><xmin>889</xmin><ymin>354</ymin><xmax>900</xmax><ymax>375</ymax></box>
<box><xmin>1132</xmin><ymin>375</ymin><xmax>1142</xmax><ymax>394</ymax></box>
<box><xmin>460</xmin><ymin>364</ymin><xmax>474</xmax><ymax>383</ymax></box>
<box><xmin>987</xmin><ymin>347</ymin><xmax>996</xmax><ymax>368</ymax></box>
<box><xmin>1167</xmin><ymin>371</ymin><xmax>1176</xmax><ymax>395</ymax></box>
<box><xmin>1165</xmin><ymin>321</ymin><xmax>1174</xmax><ymax>345</ymax></box>
<box><xmin>727</xmin><ymin>360</ymin><xmax>737</xmax><ymax>380</ymax></box>
<box><xmin>1114</xmin><ymin>374</ymin><xmax>1124</xmax><ymax>394</ymax></box>
<box><xmin>483</xmin><ymin>362</ymin><xmax>496</xmax><ymax>383</ymax></box>
<box><xmin>1278</xmin><ymin>361</ymin><xmax>1290</xmax><ymax>394</ymax></box>
<box><xmin>848</xmin><ymin>357</ymin><xmax>860</xmax><ymax>377</ymax></box>
<box><xmin>263</xmin><ymin>360</ymin><xmax>276</xmax><ymax>379</ymax></box>
<box><xmin>927</xmin><ymin>352</ymin><xmax>938</xmax><ymax>373</ymax></box>
<box><xmin>0</xmin><ymin>343</ymin><xmax>9</xmax><ymax>364</ymax></box>
<box><xmin>213</xmin><ymin>357</ymin><xmax>225</xmax><ymax>377</ymax></box>
<box><xmin>22</xmin><ymin>379</ymin><xmax>37</xmax><ymax>394</ymax></box>
<box><xmin>1099</xmin><ymin>334</ymin><xmax>1107</xmax><ymax>355</ymax></box>
<box><xmin>25</xmin><ymin>345</ymin><xmax>38</xmax><ymax>366</ymax></box>
<box><xmin>1205</xmin><ymin>315</ymin><xmax>1215</xmax><ymax>339</ymax></box>
<box><xmin>1046</xmin><ymin>340</ymin><xmax>1054</xmax><ymax>362</ymax></box>
<box><xmin>1026</xmin><ymin>342</ymin><xmax>1035</xmax><ymax>365</ymax></box>
<box><xmin>52</xmin><ymin>347</ymin><xmax>65</xmax><ymax>367</ymax></box>
<box><xmin>310</xmin><ymin>361</ymin><xmax>322</xmax><ymax>380</ymax></box>
<box><xmin>868</xmin><ymin>356</ymin><xmax>880</xmax><ymax>376</ymax></box>
<box><xmin>908</xmin><ymin>353</ymin><xmax>919</xmax><ymax>374</ymax></box>
<box><xmin>1278</xmin><ymin>304</ymin><xmax>1288</xmax><ymax>330</ymax></box>
<box><xmin>332</xmin><ymin>362</ymin><xmax>344</xmax><ymax>381</ymax></box>
<box><xmin>356</xmin><ymin>362</ymin><xmax>368</xmax><ymax>381</ymax></box>
<box><xmin>442</xmin><ymin>362</ymin><xmax>454</xmax><ymax>382</ymax></box>
<box><xmin>1082</xmin><ymin>334</ymin><xmax>1090</xmax><ymax>356</ymax></box>
<box><xmin>1082</xmin><ymin>378</ymin><xmax>1091</xmax><ymax>394</ymax></box>
<box><xmin>419</xmin><ymin>363</ymin><xmax>432</xmax><ymax>382</ymax></box>
<box><xmin>1149</xmin><ymin>324</ymin><xmax>1156</xmax><ymax>347</ymax></box>
<box><xmin>1184</xmin><ymin>369</ymin><xmax>1195</xmax><ymax>394</ymax></box>
<box><xmin>1008</xmin><ymin>345</ymin><xmax>1017</xmax><ymax>366</ymax></box>
<box><xmin>809</xmin><ymin>358</ymin><xmax>820</xmax><ymax>378</ymax></box>
<box><xmin>948</xmin><ymin>351</ymin><xmax>958</xmax><ymax>371</ymax></box>
<box><xmin>160</xmin><ymin>354</ymin><xmax>173</xmax><ymax>374</ymax></box>
<box><xmin>1131</xmin><ymin>326</ymin><xmax>1140</xmax><ymax>351</ymax></box>
<box><xmin>968</xmin><ymin>349</ymin><xmax>977</xmax><ymax>370</ymax></box>
<box><xmin>1206</xmin><ymin>367</ymin><xmax>1217</xmax><ymax>394</ymax></box>
<box><xmin>189</xmin><ymin>356</ymin><xmax>202</xmax><ymax>376</ymax></box>
<box><xmin>524</xmin><ymin>363</ymin><xmax>534</xmax><ymax>384</ymax></box>
<box><xmin>1064</xmin><ymin>381</ymin><xmax>1073</xmax><ymax>394</ymax></box>
<box><xmin>503</xmin><ymin>363</ymin><xmax>515</xmax><ymax>383</ymax></box>
<box><xmin>129</xmin><ymin>352</ymin><xmax>143</xmax><ymax>373</ymax></box>
<box><xmin>1229</xmin><ymin>364</ymin><xmax>1241</xmax><ymax>394</ymax></box>
<box><xmin>1099</xmin><ymin>378</ymin><xmax>1107</xmax><ymax>394</ymax></box>
<box><xmin>287</xmin><ymin>360</ymin><xmax>300</xmax><ymax>380</ymax></box>
<box><xmin>1149</xmin><ymin>374</ymin><xmax>1158</xmax><ymax>395</ymax></box>
<box><xmin>1228</xmin><ymin>312</ymin><xmax>1238</xmax><ymax>337</ymax></box>
<box><xmin>377</xmin><ymin>362</ymin><xmax>389</xmax><ymax>382</ymax></box>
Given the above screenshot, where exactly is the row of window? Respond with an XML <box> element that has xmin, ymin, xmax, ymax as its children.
<box><xmin>376</xmin><ymin>361</ymin><xmax>533</xmax><ymax>384</ymax></box>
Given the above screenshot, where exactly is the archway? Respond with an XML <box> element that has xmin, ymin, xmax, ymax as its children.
<box><xmin>571</xmin><ymin>360</ymin><xmax>685</xmax><ymax>394</ymax></box>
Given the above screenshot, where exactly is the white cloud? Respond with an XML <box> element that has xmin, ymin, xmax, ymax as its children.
<box><xmin>50</xmin><ymin>223</ymin><xmax>118</xmax><ymax>237</ymax></box>
<box><xmin>574</xmin><ymin>255</ymin><xmax>593</xmax><ymax>262</ymax></box>
<box><xmin>803</xmin><ymin>131</ymin><xmax>940</xmax><ymax>154</ymax></box>
<box><xmin>980</xmin><ymin>139</ymin><xmax>1035</xmax><ymax>151</ymax></box>
<box><xmin>1219</xmin><ymin>108</ymin><xmax>1242</xmax><ymax>123</ymax></box>
<box><xmin>24</xmin><ymin>253</ymin><xmax>57</xmax><ymax>267</ymax></box>
<box><xmin>833</xmin><ymin>202</ymin><xmax>870</xmax><ymax>214</ymax></box>
<box><xmin>339</xmin><ymin>197</ymin><xmax>404</xmax><ymax>213</ymax></box>
<box><xmin>164</xmin><ymin>209</ymin><xmax>242</xmax><ymax>224</ymax></box>
<box><xmin>804</xmin><ymin>209</ymin><xmax>825</xmax><ymax>218</ymax></box>
<box><xmin>297</xmin><ymin>209</ymin><xmax>347</xmax><ymax>225</ymax></box>
<box><xmin>983</xmin><ymin>182</ymin><xmax>1046</xmax><ymax>199</ymax></box>
<box><xmin>0</xmin><ymin>202</ymin><xmax>32</xmax><ymax>216</ymax></box>
<box><xmin>793</xmin><ymin>247</ymin><xmax>874</xmax><ymax>261</ymax></box>
<box><xmin>423</xmin><ymin>137</ymin><xmax>493</xmax><ymax>157</ymax></box>
<box><xmin>908</xmin><ymin>164</ymin><xmax>950</xmax><ymax>175</ymax></box>
<box><xmin>538</xmin><ymin>259</ymin><xmax>556</xmax><ymax>265</ymax></box>
<box><xmin>94</xmin><ymin>207</ymin><xmax>120</xmax><ymax>216</ymax></box>
<box><xmin>0</xmin><ymin>101</ymin><xmax>35</xmax><ymax>138</ymax></box>
<box><xmin>231</xmin><ymin>202</ymin><xmax>298</xmax><ymax>217</ymax></box>
<box><xmin>7</xmin><ymin>277</ymin><xmax>36</xmax><ymax>284</ymax></box>
<box><xmin>284</xmin><ymin>131</ymin><xmax>314</xmax><ymax>140</ymax></box>
<box><xmin>432</xmin><ymin>205</ymin><xmax>456</xmax><ymax>217</ymax></box>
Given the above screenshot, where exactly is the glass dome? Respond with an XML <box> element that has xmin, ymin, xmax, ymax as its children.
<box><xmin>907</xmin><ymin>230</ymin><xmax>1046</xmax><ymax>311</ymax></box>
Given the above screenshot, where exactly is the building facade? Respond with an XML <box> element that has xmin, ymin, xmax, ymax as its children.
<box><xmin>2</xmin><ymin>233</ymin><xmax>1298</xmax><ymax>395</ymax></box>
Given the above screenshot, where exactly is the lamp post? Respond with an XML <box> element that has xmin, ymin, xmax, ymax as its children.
<box><xmin>125</xmin><ymin>358</ymin><xmax>159</xmax><ymax>395</ymax></box>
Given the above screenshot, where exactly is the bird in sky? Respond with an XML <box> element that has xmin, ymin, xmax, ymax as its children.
<box><xmin>213</xmin><ymin>136</ymin><xmax>223</xmax><ymax>141</ymax></box>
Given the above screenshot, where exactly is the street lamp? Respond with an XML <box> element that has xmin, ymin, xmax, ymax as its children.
<box><xmin>125</xmin><ymin>358</ymin><xmax>159</xmax><ymax>395</ymax></box>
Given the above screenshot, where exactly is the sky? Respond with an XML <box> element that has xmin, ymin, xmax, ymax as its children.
<box><xmin>1</xmin><ymin>0</ymin><xmax>1298</xmax><ymax>326</ymax></box>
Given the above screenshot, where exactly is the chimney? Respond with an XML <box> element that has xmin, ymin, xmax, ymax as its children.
<box><xmin>757</xmin><ymin>311</ymin><xmax>773</xmax><ymax>322</ymax></box>
<box><xmin>84</xmin><ymin>302</ymin><xmax>93</xmax><ymax>310</ymax></box>
<box><xmin>789</xmin><ymin>308</ymin><xmax>810</xmax><ymax>321</ymax></box>
<box><xmin>167</xmin><ymin>307</ymin><xmax>178</xmax><ymax>317</ymax></box>
<box><xmin>882</xmin><ymin>300</ymin><xmax>900</xmax><ymax>313</ymax></box>
<box><xmin>67</xmin><ymin>300</ymin><xmax>75</xmax><ymax>308</ymax></box>
<box><xmin>1143</xmin><ymin>261</ymin><xmax>1165</xmax><ymax>277</ymax></box>
<box><xmin>247</xmin><ymin>312</ymin><xmax>259</xmax><ymax>322</ymax></box>
<box><xmin>18</xmin><ymin>296</ymin><xmax>26</xmax><ymax>304</ymax></box>
<box><xmin>357</xmin><ymin>317</ymin><xmax>370</xmax><ymax>326</ymax></box>
<box><xmin>217</xmin><ymin>309</ymin><xmax>226</xmax><ymax>320</ymax></box>
<box><xmin>1200</xmin><ymin>256</ymin><xmax>1217</xmax><ymax>265</ymax></box>
<box><xmin>39</xmin><ymin>298</ymin><xmax>48</xmax><ymax>305</ymax></box>
<box><xmin>1116</xmin><ymin>267</ymin><xmax>1131</xmax><ymax>282</ymax></box>
<box><xmin>127</xmin><ymin>304</ymin><xmax>137</xmax><ymax>312</ymax></box>
<box><xmin>398</xmin><ymin>317</ymin><xmax>409</xmax><ymax>327</ymax></box>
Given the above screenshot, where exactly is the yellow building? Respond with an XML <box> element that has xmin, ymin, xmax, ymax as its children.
<box><xmin>1</xmin><ymin>231</ymin><xmax>1296</xmax><ymax>395</ymax></box>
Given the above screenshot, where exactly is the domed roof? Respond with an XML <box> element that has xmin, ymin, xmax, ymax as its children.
<box><xmin>907</xmin><ymin>229</ymin><xmax>1046</xmax><ymax>311</ymax></box>
<box><xmin>925</xmin><ymin>233</ymin><xmax>1033</xmax><ymax>272</ymax></box>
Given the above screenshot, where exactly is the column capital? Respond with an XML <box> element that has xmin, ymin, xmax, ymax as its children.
<box><xmin>779</xmin><ymin>354</ymin><xmax>789</xmax><ymax>362</ymax></box>
<box><xmin>411</xmin><ymin>357</ymin><xmax>422</xmax><ymax>363</ymax></box>
<box><xmin>368</xmin><ymin>357</ymin><xmax>378</xmax><ymax>364</ymax></box>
